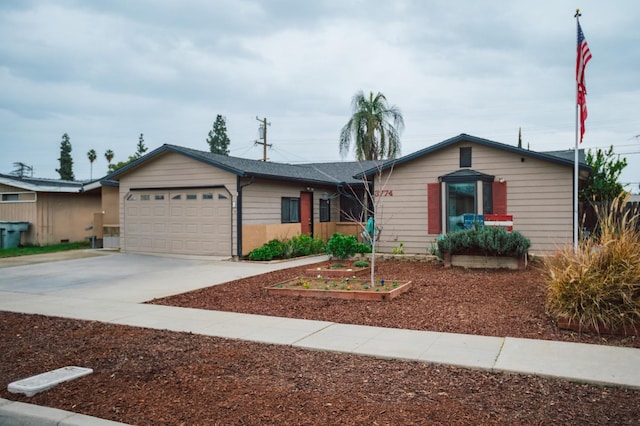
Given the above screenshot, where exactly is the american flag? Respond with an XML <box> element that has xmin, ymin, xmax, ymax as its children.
<box><xmin>576</xmin><ymin>22</ymin><xmax>592</xmax><ymax>143</ymax></box>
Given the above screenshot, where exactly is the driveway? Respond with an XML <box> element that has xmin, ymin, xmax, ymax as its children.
<box><xmin>0</xmin><ymin>250</ymin><xmax>328</xmax><ymax>303</ymax></box>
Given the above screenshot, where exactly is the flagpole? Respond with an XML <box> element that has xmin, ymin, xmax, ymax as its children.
<box><xmin>573</xmin><ymin>9</ymin><xmax>581</xmax><ymax>252</ymax></box>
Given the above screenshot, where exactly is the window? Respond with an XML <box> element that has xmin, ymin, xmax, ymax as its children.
<box><xmin>172</xmin><ymin>194</ymin><xmax>181</xmax><ymax>200</ymax></box>
<box><xmin>281</xmin><ymin>197</ymin><xmax>300</xmax><ymax>223</ymax></box>
<box><xmin>140</xmin><ymin>194</ymin><xmax>150</xmax><ymax>201</ymax></box>
<box><xmin>218</xmin><ymin>193</ymin><xmax>228</xmax><ymax>200</ymax></box>
<box><xmin>460</xmin><ymin>147</ymin><xmax>472</xmax><ymax>168</ymax></box>
<box><xmin>203</xmin><ymin>193</ymin><xmax>213</xmax><ymax>200</ymax></box>
<box><xmin>154</xmin><ymin>194</ymin><xmax>165</xmax><ymax>200</ymax></box>
<box><xmin>446</xmin><ymin>182</ymin><xmax>476</xmax><ymax>231</ymax></box>
<box><xmin>186</xmin><ymin>194</ymin><xmax>197</xmax><ymax>200</ymax></box>
<box><xmin>482</xmin><ymin>181</ymin><xmax>493</xmax><ymax>215</ymax></box>
<box><xmin>2</xmin><ymin>194</ymin><xmax>19</xmax><ymax>201</ymax></box>
<box><xmin>319</xmin><ymin>199</ymin><xmax>330</xmax><ymax>222</ymax></box>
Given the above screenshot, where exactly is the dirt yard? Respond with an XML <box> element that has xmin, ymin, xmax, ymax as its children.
<box><xmin>1</xmin><ymin>260</ymin><xmax>639</xmax><ymax>425</ymax></box>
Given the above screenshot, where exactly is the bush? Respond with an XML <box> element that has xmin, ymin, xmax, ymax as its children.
<box><xmin>289</xmin><ymin>233</ymin><xmax>325</xmax><ymax>258</ymax></box>
<box><xmin>546</xmin><ymin>194</ymin><xmax>640</xmax><ymax>332</ymax></box>
<box><xmin>326</xmin><ymin>233</ymin><xmax>371</xmax><ymax>260</ymax></box>
<box><xmin>436</xmin><ymin>225</ymin><xmax>530</xmax><ymax>257</ymax></box>
<box><xmin>248</xmin><ymin>239</ymin><xmax>287</xmax><ymax>261</ymax></box>
<box><xmin>247</xmin><ymin>234</ymin><xmax>326</xmax><ymax>261</ymax></box>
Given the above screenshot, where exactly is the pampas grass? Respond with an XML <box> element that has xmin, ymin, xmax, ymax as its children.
<box><xmin>546</xmin><ymin>194</ymin><xmax>640</xmax><ymax>333</ymax></box>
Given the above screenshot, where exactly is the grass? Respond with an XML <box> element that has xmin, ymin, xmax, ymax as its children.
<box><xmin>0</xmin><ymin>241</ymin><xmax>92</xmax><ymax>258</ymax></box>
<box><xmin>546</xmin><ymin>194</ymin><xmax>640</xmax><ymax>333</ymax></box>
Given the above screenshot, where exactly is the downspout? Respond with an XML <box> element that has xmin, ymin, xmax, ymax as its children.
<box><xmin>236</xmin><ymin>175</ymin><xmax>255</xmax><ymax>258</ymax></box>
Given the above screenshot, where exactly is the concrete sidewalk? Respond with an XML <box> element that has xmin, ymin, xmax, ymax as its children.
<box><xmin>2</xmin><ymin>251</ymin><xmax>640</xmax><ymax>424</ymax></box>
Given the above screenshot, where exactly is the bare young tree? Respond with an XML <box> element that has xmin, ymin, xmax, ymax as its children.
<box><xmin>340</xmin><ymin>161</ymin><xmax>395</xmax><ymax>286</ymax></box>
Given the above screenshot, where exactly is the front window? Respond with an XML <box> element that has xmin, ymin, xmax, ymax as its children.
<box><xmin>446</xmin><ymin>182</ymin><xmax>476</xmax><ymax>232</ymax></box>
<box><xmin>281</xmin><ymin>197</ymin><xmax>300</xmax><ymax>223</ymax></box>
<box><xmin>319</xmin><ymin>199</ymin><xmax>330</xmax><ymax>222</ymax></box>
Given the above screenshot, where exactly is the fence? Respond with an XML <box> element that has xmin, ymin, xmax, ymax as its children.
<box><xmin>580</xmin><ymin>200</ymin><xmax>640</xmax><ymax>236</ymax></box>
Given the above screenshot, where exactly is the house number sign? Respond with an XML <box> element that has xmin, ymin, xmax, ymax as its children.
<box><xmin>374</xmin><ymin>190</ymin><xmax>393</xmax><ymax>197</ymax></box>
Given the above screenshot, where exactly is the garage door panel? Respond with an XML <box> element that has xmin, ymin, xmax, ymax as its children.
<box><xmin>124</xmin><ymin>188</ymin><xmax>231</xmax><ymax>255</ymax></box>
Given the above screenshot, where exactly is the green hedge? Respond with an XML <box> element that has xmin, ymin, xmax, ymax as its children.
<box><xmin>325</xmin><ymin>233</ymin><xmax>371</xmax><ymax>260</ymax></box>
<box><xmin>247</xmin><ymin>234</ymin><xmax>325</xmax><ymax>261</ymax></box>
<box><xmin>437</xmin><ymin>225</ymin><xmax>530</xmax><ymax>257</ymax></box>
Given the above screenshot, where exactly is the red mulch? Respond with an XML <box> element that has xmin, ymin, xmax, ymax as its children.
<box><xmin>1</xmin><ymin>260</ymin><xmax>639</xmax><ymax>425</ymax></box>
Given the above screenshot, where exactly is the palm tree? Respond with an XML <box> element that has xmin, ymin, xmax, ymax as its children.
<box><xmin>104</xmin><ymin>149</ymin><xmax>114</xmax><ymax>165</ymax></box>
<box><xmin>339</xmin><ymin>90</ymin><xmax>404</xmax><ymax>161</ymax></box>
<box><xmin>87</xmin><ymin>149</ymin><xmax>97</xmax><ymax>179</ymax></box>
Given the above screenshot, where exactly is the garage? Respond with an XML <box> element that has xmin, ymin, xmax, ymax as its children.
<box><xmin>123</xmin><ymin>187</ymin><xmax>232</xmax><ymax>256</ymax></box>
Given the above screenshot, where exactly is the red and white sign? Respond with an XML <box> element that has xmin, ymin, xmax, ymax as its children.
<box><xmin>484</xmin><ymin>214</ymin><xmax>513</xmax><ymax>231</ymax></box>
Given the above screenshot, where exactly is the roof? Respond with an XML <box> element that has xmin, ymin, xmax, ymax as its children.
<box><xmin>0</xmin><ymin>173</ymin><xmax>100</xmax><ymax>193</ymax></box>
<box><xmin>106</xmin><ymin>144</ymin><xmax>376</xmax><ymax>186</ymax></box>
<box><xmin>356</xmin><ymin>133</ymin><xmax>592</xmax><ymax>178</ymax></box>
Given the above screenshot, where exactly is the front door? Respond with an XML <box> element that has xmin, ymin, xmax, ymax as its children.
<box><xmin>300</xmin><ymin>191</ymin><xmax>313</xmax><ymax>235</ymax></box>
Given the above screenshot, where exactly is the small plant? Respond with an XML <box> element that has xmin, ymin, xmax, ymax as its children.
<box><xmin>354</xmin><ymin>260</ymin><xmax>370</xmax><ymax>268</ymax></box>
<box><xmin>392</xmin><ymin>242</ymin><xmax>405</xmax><ymax>255</ymax></box>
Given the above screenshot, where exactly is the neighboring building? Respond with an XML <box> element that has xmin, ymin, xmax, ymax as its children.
<box><xmin>0</xmin><ymin>174</ymin><xmax>102</xmax><ymax>246</ymax></box>
<box><xmin>358</xmin><ymin>134</ymin><xmax>591</xmax><ymax>255</ymax></box>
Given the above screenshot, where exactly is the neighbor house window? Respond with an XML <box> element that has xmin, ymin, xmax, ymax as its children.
<box><xmin>186</xmin><ymin>194</ymin><xmax>197</xmax><ymax>200</ymax></box>
<box><xmin>154</xmin><ymin>194</ymin><xmax>165</xmax><ymax>200</ymax></box>
<box><xmin>140</xmin><ymin>194</ymin><xmax>150</xmax><ymax>201</ymax></box>
<box><xmin>319</xmin><ymin>199</ymin><xmax>330</xmax><ymax>222</ymax></box>
<box><xmin>281</xmin><ymin>197</ymin><xmax>300</xmax><ymax>223</ymax></box>
<box><xmin>203</xmin><ymin>193</ymin><xmax>213</xmax><ymax>200</ymax></box>
<box><xmin>1</xmin><ymin>193</ymin><xmax>19</xmax><ymax>201</ymax></box>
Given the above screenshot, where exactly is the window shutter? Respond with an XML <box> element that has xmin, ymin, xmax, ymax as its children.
<box><xmin>492</xmin><ymin>181</ymin><xmax>507</xmax><ymax>214</ymax></box>
<box><xmin>427</xmin><ymin>183</ymin><xmax>441</xmax><ymax>234</ymax></box>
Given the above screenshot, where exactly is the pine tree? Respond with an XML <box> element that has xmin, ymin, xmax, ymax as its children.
<box><xmin>206</xmin><ymin>115</ymin><xmax>231</xmax><ymax>155</ymax></box>
<box><xmin>56</xmin><ymin>133</ymin><xmax>75</xmax><ymax>180</ymax></box>
<box><xmin>135</xmin><ymin>133</ymin><xmax>148</xmax><ymax>159</ymax></box>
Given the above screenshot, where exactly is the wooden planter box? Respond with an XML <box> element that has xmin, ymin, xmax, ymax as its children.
<box><xmin>443</xmin><ymin>251</ymin><xmax>527</xmax><ymax>270</ymax></box>
<box><xmin>265</xmin><ymin>280</ymin><xmax>411</xmax><ymax>301</ymax></box>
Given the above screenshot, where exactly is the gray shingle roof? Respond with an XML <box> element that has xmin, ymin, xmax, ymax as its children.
<box><xmin>105</xmin><ymin>144</ymin><xmax>374</xmax><ymax>186</ymax></box>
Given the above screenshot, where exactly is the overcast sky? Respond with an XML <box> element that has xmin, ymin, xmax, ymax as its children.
<box><xmin>1</xmin><ymin>0</ymin><xmax>639</xmax><ymax>191</ymax></box>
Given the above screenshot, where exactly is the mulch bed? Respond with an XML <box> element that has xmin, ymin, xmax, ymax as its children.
<box><xmin>2</xmin><ymin>260</ymin><xmax>639</xmax><ymax>424</ymax></box>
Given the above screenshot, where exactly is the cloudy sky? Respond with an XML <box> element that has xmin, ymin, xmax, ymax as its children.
<box><xmin>1</xmin><ymin>0</ymin><xmax>639</xmax><ymax>191</ymax></box>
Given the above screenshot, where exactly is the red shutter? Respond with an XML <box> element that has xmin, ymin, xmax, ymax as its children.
<box><xmin>427</xmin><ymin>183</ymin><xmax>441</xmax><ymax>234</ymax></box>
<box><xmin>493</xmin><ymin>181</ymin><xmax>507</xmax><ymax>215</ymax></box>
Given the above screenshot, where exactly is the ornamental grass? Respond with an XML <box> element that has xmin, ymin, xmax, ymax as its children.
<box><xmin>546</xmin><ymin>194</ymin><xmax>640</xmax><ymax>333</ymax></box>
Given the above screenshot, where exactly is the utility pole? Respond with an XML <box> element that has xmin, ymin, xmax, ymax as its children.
<box><xmin>255</xmin><ymin>116</ymin><xmax>271</xmax><ymax>161</ymax></box>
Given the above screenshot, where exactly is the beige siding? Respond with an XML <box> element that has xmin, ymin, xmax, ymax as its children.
<box><xmin>36</xmin><ymin>192</ymin><xmax>102</xmax><ymax>245</ymax></box>
<box><xmin>376</xmin><ymin>142</ymin><xmax>575</xmax><ymax>255</ymax></box>
<box><xmin>118</xmin><ymin>152</ymin><xmax>238</xmax><ymax>255</ymax></box>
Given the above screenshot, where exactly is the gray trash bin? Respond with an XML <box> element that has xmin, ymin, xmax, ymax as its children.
<box><xmin>0</xmin><ymin>221</ymin><xmax>30</xmax><ymax>249</ymax></box>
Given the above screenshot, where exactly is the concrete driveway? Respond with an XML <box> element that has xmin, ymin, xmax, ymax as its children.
<box><xmin>0</xmin><ymin>250</ymin><xmax>328</xmax><ymax>303</ymax></box>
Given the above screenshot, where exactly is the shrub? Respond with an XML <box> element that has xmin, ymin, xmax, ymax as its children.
<box><xmin>289</xmin><ymin>233</ymin><xmax>325</xmax><ymax>257</ymax></box>
<box><xmin>436</xmin><ymin>225</ymin><xmax>530</xmax><ymax>257</ymax></box>
<box><xmin>546</xmin><ymin>194</ymin><xmax>640</xmax><ymax>332</ymax></box>
<box><xmin>326</xmin><ymin>233</ymin><xmax>371</xmax><ymax>260</ymax></box>
<box><xmin>248</xmin><ymin>239</ymin><xmax>287</xmax><ymax>261</ymax></box>
<box><xmin>354</xmin><ymin>260</ymin><xmax>370</xmax><ymax>268</ymax></box>
<box><xmin>247</xmin><ymin>234</ymin><xmax>326</xmax><ymax>261</ymax></box>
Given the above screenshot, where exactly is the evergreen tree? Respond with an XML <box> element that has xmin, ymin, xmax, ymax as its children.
<box><xmin>517</xmin><ymin>127</ymin><xmax>522</xmax><ymax>149</ymax></box>
<box><xmin>206</xmin><ymin>115</ymin><xmax>231</xmax><ymax>155</ymax></box>
<box><xmin>135</xmin><ymin>133</ymin><xmax>148</xmax><ymax>159</ymax></box>
<box><xmin>56</xmin><ymin>133</ymin><xmax>75</xmax><ymax>180</ymax></box>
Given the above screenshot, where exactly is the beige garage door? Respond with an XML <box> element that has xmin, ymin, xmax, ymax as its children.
<box><xmin>124</xmin><ymin>188</ymin><xmax>232</xmax><ymax>255</ymax></box>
